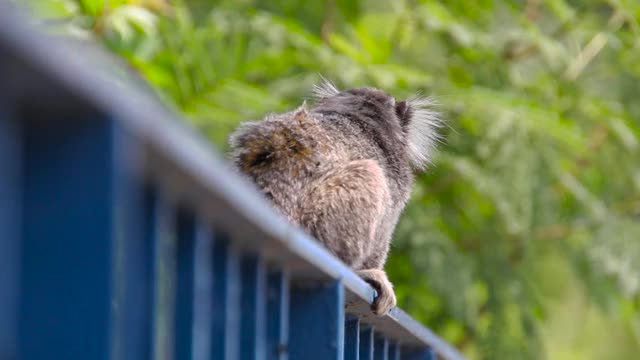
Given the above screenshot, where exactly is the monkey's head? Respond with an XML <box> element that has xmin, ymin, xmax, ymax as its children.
<box><xmin>311</xmin><ymin>79</ymin><xmax>442</xmax><ymax>171</ymax></box>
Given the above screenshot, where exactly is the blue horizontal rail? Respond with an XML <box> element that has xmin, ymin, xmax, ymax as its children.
<box><xmin>0</xmin><ymin>4</ymin><xmax>468</xmax><ymax>360</ymax></box>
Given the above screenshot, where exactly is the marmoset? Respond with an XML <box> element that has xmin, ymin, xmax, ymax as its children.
<box><xmin>229</xmin><ymin>80</ymin><xmax>441</xmax><ymax>315</ymax></box>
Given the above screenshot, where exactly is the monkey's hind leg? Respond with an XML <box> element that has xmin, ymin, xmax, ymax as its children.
<box><xmin>297</xmin><ymin>159</ymin><xmax>388</xmax><ymax>269</ymax></box>
<box><xmin>297</xmin><ymin>159</ymin><xmax>396</xmax><ymax>315</ymax></box>
<box><xmin>357</xmin><ymin>269</ymin><xmax>397</xmax><ymax>315</ymax></box>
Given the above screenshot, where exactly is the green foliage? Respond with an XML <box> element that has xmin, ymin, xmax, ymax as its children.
<box><xmin>23</xmin><ymin>0</ymin><xmax>640</xmax><ymax>358</ymax></box>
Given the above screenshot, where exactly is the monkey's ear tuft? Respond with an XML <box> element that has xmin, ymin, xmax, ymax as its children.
<box><xmin>312</xmin><ymin>76</ymin><xmax>340</xmax><ymax>99</ymax></box>
<box><xmin>405</xmin><ymin>96</ymin><xmax>444</xmax><ymax>169</ymax></box>
<box><xmin>293</xmin><ymin>101</ymin><xmax>308</xmax><ymax>120</ymax></box>
<box><xmin>395</xmin><ymin>100</ymin><xmax>412</xmax><ymax>127</ymax></box>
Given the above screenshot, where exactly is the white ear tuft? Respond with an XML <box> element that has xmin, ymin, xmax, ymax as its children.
<box><xmin>406</xmin><ymin>96</ymin><xmax>444</xmax><ymax>169</ymax></box>
<box><xmin>293</xmin><ymin>101</ymin><xmax>308</xmax><ymax>118</ymax></box>
<box><xmin>312</xmin><ymin>76</ymin><xmax>340</xmax><ymax>99</ymax></box>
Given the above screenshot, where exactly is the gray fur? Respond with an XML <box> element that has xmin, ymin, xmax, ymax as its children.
<box><xmin>229</xmin><ymin>83</ymin><xmax>440</xmax><ymax>315</ymax></box>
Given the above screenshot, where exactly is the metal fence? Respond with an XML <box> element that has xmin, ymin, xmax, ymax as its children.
<box><xmin>0</xmin><ymin>5</ymin><xmax>468</xmax><ymax>360</ymax></box>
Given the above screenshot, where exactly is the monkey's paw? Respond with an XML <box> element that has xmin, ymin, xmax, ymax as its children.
<box><xmin>357</xmin><ymin>269</ymin><xmax>397</xmax><ymax>316</ymax></box>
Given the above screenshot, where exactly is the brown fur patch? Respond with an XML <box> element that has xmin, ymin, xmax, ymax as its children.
<box><xmin>239</xmin><ymin>127</ymin><xmax>312</xmax><ymax>173</ymax></box>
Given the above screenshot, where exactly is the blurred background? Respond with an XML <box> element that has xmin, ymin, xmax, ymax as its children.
<box><xmin>18</xmin><ymin>0</ymin><xmax>640</xmax><ymax>358</ymax></box>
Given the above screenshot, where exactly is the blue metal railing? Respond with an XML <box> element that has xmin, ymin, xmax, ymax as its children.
<box><xmin>0</xmin><ymin>5</ymin><xmax>468</xmax><ymax>360</ymax></box>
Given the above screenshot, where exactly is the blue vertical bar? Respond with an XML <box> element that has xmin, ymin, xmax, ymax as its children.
<box><xmin>152</xmin><ymin>194</ymin><xmax>177</xmax><ymax>360</ymax></box>
<box><xmin>387</xmin><ymin>343</ymin><xmax>400</xmax><ymax>360</ymax></box>
<box><xmin>211</xmin><ymin>237</ymin><xmax>240</xmax><ymax>360</ymax></box>
<box><xmin>344</xmin><ymin>318</ymin><xmax>360</xmax><ymax>360</ymax></box>
<box><xmin>373</xmin><ymin>337</ymin><xmax>388</xmax><ymax>360</ymax></box>
<box><xmin>359</xmin><ymin>327</ymin><xmax>374</xmax><ymax>360</ymax></box>
<box><xmin>175</xmin><ymin>209</ymin><xmax>196</xmax><ymax>360</ymax></box>
<box><xmin>402</xmin><ymin>348</ymin><xmax>436</xmax><ymax>360</ymax></box>
<box><xmin>123</xmin><ymin>187</ymin><xmax>158</xmax><ymax>360</ymax></box>
<box><xmin>192</xmin><ymin>222</ymin><xmax>213</xmax><ymax>360</ymax></box>
<box><xmin>225</xmin><ymin>245</ymin><xmax>241</xmax><ymax>360</ymax></box>
<box><xmin>19</xmin><ymin>116</ymin><xmax>118</xmax><ymax>360</ymax></box>
<box><xmin>289</xmin><ymin>280</ymin><xmax>345</xmax><ymax>360</ymax></box>
<box><xmin>0</xmin><ymin>106</ymin><xmax>20</xmax><ymax>360</ymax></box>
<box><xmin>109</xmin><ymin>121</ymin><xmax>149</xmax><ymax>360</ymax></box>
<box><xmin>266</xmin><ymin>270</ymin><xmax>289</xmax><ymax>360</ymax></box>
<box><xmin>211</xmin><ymin>238</ymin><xmax>227</xmax><ymax>359</ymax></box>
<box><xmin>240</xmin><ymin>255</ymin><xmax>267</xmax><ymax>360</ymax></box>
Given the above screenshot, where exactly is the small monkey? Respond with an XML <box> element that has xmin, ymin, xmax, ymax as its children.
<box><xmin>229</xmin><ymin>80</ymin><xmax>441</xmax><ymax>315</ymax></box>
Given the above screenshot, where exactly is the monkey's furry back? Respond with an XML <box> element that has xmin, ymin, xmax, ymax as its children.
<box><xmin>229</xmin><ymin>83</ymin><xmax>441</xmax><ymax>270</ymax></box>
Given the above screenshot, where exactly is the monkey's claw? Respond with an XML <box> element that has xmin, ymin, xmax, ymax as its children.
<box><xmin>357</xmin><ymin>269</ymin><xmax>397</xmax><ymax>316</ymax></box>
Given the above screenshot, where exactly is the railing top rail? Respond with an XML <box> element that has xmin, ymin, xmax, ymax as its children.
<box><xmin>0</xmin><ymin>4</ymin><xmax>467</xmax><ymax>360</ymax></box>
